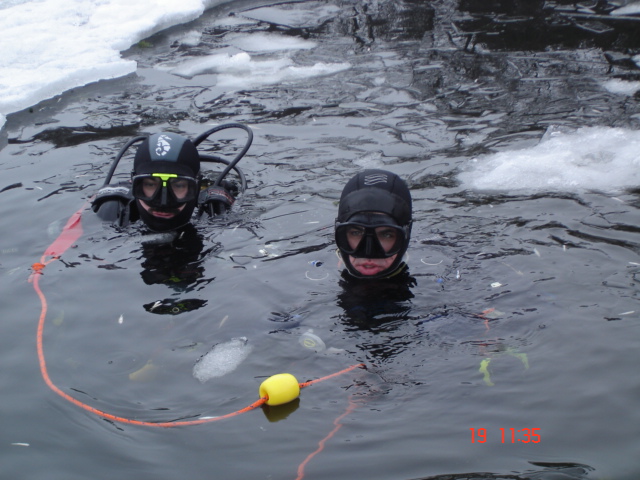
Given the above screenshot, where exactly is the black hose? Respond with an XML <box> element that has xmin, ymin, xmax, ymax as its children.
<box><xmin>102</xmin><ymin>135</ymin><xmax>147</xmax><ymax>186</ymax></box>
<box><xmin>102</xmin><ymin>123</ymin><xmax>253</xmax><ymax>189</ymax></box>
<box><xmin>199</xmin><ymin>154</ymin><xmax>248</xmax><ymax>193</ymax></box>
<box><xmin>193</xmin><ymin>123</ymin><xmax>253</xmax><ymax>187</ymax></box>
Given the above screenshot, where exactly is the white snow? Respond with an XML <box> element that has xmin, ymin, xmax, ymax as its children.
<box><xmin>0</xmin><ymin>0</ymin><xmax>352</xmax><ymax>131</ymax></box>
<box><xmin>458</xmin><ymin>126</ymin><xmax>640</xmax><ymax>193</ymax></box>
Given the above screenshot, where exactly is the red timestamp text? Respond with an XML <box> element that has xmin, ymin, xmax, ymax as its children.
<box><xmin>470</xmin><ymin>428</ymin><xmax>541</xmax><ymax>444</ymax></box>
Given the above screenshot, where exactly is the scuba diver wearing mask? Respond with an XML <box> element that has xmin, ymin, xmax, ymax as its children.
<box><xmin>92</xmin><ymin>124</ymin><xmax>252</xmax><ymax>232</ymax></box>
<box><xmin>334</xmin><ymin>169</ymin><xmax>417</xmax><ymax>331</ymax></box>
<box><xmin>335</xmin><ymin>169</ymin><xmax>413</xmax><ymax>280</ymax></box>
<box><xmin>131</xmin><ymin>132</ymin><xmax>201</xmax><ymax>232</ymax></box>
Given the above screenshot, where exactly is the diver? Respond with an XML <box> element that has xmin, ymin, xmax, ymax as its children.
<box><xmin>333</xmin><ymin>170</ymin><xmax>529</xmax><ymax>381</ymax></box>
<box><xmin>91</xmin><ymin>123</ymin><xmax>252</xmax><ymax>232</ymax></box>
<box><xmin>90</xmin><ymin>124</ymin><xmax>251</xmax><ymax>316</ymax></box>
<box><xmin>335</xmin><ymin>169</ymin><xmax>413</xmax><ymax>281</ymax></box>
<box><xmin>334</xmin><ymin>169</ymin><xmax>417</xmax><ymax>328</ymax></box>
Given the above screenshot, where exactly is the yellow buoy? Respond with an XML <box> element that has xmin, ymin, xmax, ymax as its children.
<box><xmin>259</xmin><ymin>373</ymin><xmax>300</xmax><ymax>406</ymax></box>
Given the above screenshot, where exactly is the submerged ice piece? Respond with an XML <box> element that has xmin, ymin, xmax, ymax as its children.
<box><xmin>192</xmin><ymin>337</ymin><xmax>253</xmax><ymax>383</ymax></box>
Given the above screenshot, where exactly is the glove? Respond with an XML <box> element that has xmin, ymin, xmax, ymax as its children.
<box><xmin>92</xmin><ymin>185</ymin><xmax>132</xmax><ymax>210</ymax></box>
<box><xmin>199</xmin><ymin>183</ymin><xmax>236</xmax><ymax>216</ymax></box>
<box><xmin>92</xmin><ymin>184</ymin><xmax>132</xmax><ymax>222</ymax></box>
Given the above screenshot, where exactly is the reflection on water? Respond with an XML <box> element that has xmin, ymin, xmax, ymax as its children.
<box><xmin>416</xmin><ymin>460</ymin><xmax>594</xmax><ymax>479</ymax></box>
<box><xmin>138</xmin><ymin>224</ymin><xmax>209</xmax><ymax>291</ymax></box>
<box><xmin>1</xmin><ymin>0</ymin><xmax>639</xmax><ymax>479</ymax></box>
<box><xmin>337</xmin><ymin>269</ymin><xmax>417</xmax><ymax>329</ymax></box>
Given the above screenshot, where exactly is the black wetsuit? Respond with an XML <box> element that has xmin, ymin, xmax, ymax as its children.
<box><xmin>337</xmin><ymin>264</ymin><xmax>417</xmax><ymax>329</ymax></box>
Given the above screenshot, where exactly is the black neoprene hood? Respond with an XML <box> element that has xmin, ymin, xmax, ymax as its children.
<box><xmin>335</xmin><ymin>169</ymin><xmax>413</xmax><ymax>279</ymax></box>
<box><xmin>132</xmin><ymin>132</ymin><xmax>201</xmax><ymax>232</ymax></box>
<box><xmin>133</xmin><ymin>133</ymin><xmax>200</xmax><ymax>177</ymax></box>
<box><xmin>337</xmin><ymin>169</ymin><xmax>412</xmax><ymax>226</ymax></box>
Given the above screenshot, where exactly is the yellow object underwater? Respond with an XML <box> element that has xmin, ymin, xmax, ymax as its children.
<box><xmin>129</xmin><ymin>361</ymin><xmax>158</xmax><ymax>382</ymax></box>
<box><xmin>479</xmin><ymin>349</ymin><xmax>529</xmax><ymax>386</ymax></box>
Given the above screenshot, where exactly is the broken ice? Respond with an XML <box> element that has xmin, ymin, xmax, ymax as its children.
<box><xmin>192</xmin><ymin>337</ymin><xmax>253</xmax><ymax>383</ymax></box>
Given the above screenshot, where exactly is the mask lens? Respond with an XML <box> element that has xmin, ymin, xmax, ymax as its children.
<box><xmin>139</xmin><ymin>176</ymin><xmax>161</xmax><ymax>200</ymax></box>
<box><xmin>168</xmin><ymin>177</ymin><xmax>192</xmax><ymax>201</ymax></box>
<box><xmin>374</xmin><ymin>226</ymin><xmax>401</xmax><ymax>254</ymax></box>
<box><xmin>342</xmin><ymin>225</ymin><xmax>365</xmax><ymax>252</ymax></box>
<box><xmin>132</xmin><ymin>174</ymin><xmax>197</xmax><ymax>207</ymax></box>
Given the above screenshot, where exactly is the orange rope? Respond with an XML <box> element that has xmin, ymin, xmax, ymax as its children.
<box><xmin>475</xmin><ymin>308</ymin><xmax>495</xmax><ymax>332</ymax></box>
<box><xmin>295</xmin><ymin>396</ymin><xmax>360</xmax><ymax>480</ymax></box>
<box><xmin>299</xmin><ymin>363</ymin><xmax>365</xmax><ymax>388</ymax></box>
<box><xmin>294</xmin><ymin>365</ymin><xmax>367</xmax><ymax>479</ymax></box>
<box><xmin>31</xmin><ymin>205</ymin><xmax>366</xmax><ymax>427</ymax></box>
<box><xmin>32</xmin><ymin>256</ymin><xmax>268</xmax><ymax>427</ymax></box>
<box><xmin>33</xmin><ymin>263</ymin><xmax>364</xmax><ymax>426</ymax></box>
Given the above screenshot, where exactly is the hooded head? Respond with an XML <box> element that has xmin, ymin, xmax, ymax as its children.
<box><xmin>131</xmin><ymin>133</ymin><xmax>200</xmax><ymax>232</ymax></box>
<box><xmin>335</xmin><ymin>169</ymin><xmax>412</xmax><ymax>279</ymax></box>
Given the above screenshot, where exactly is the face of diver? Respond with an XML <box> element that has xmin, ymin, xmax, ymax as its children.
<box><xmin>131</xmin><ymin>133</ymin><xmax>201</xmax><ymax>232</ymax></box>
<box><xmin>335</xmin><ymin>170</ymin><xmax>412</xmax><ymax>279</ymax></box>
<box><xmin>344</xmin><ymin>224</ymin><xmax>399</xmax><ymax>277</ymax></box>
<box><xmin>134</xmin><ymin>174</ymin><xmax>193</xmax><ymax>220</ymax></box>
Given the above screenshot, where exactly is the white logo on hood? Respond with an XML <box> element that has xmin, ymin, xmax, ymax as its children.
<box><xmin>364</xmin><ymin>173</ymin><xmax>388</xmax><ymax>185</ymax></box>
<box><xmin>155</xmin><ymin>134</ymin><xmax>172</xmax><ymax>156</ymax></box>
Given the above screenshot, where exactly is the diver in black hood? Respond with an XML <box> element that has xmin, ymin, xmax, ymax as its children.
<box><xmin>335</xmin><ymin>169</ymin><xmax>413</xmax><ymax>280</ymax></box>
<box><xmin>92</xmin><ymin>124</ymin><xmax>252</xmax><ymax>232</ymax></box>
<box><xmin>91</xmin><ymin>125</ymin><xmax>251</xmax><ymax>316</ymax></box>
<box><xmin>131</xmin><ymin>132</ymin><xmax>202</xmax><ymax>232</ymax></box>
<box><xmin>334</xmin><ymin>169</ymin><xmax>417</xmax><ymax>328</ymax></box>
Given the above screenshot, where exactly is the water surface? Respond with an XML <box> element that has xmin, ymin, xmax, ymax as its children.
<box><xmin>1</xmin><ymin>0</ymin><xmax>639</xmax><ymax>479</ymax></box>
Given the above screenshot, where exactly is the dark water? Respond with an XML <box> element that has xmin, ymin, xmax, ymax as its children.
<box><xmin>1</xmin><ymin>1</ymin><xmax>639</xmax><ymax>479</ymax></box>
